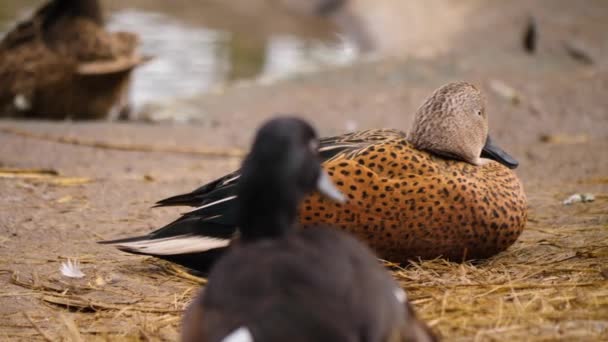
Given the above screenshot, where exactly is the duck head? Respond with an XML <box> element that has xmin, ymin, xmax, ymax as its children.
<box><xmin>409</xmin><ymin>82</ymin><xmax>518</xmax><ymax>169</ymax></box>
<box><xmin>43</xmin><ymin>0</ymin><xmax>103</xmax><ymax>28</ymax></box>
<box><xmin>237</xmin><ymin>117</ymin><xmax>345</xmax><ymax>241</ymax></box>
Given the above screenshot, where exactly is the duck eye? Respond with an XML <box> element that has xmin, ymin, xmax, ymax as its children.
<box><xmin>477</xmin><ymin>110</ymin><xmax>482</xmax><ymax>116</ymax></box>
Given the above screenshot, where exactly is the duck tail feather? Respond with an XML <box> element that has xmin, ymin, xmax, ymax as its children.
<box><xmin>98</xmin><ymin>235</ymin><xmax>146</xmax><ymax>245</ymax></box>
<box><xmin>103</xmin><ymin>234</ymin><xmax>231</xmax><ymax>256</ymax></box>
<box><xmin>155</xmin><ymin>172</ymin><xmax>241</xmax><ymax>208</ymax></box>
<box><xmin>154</xmin><ymin>192</ymin><xmax>206</xmax><ymax>208</ymax></box>
<box><xmin>99</xmin><ymin>217</ymin><xmax>237</xmax><ymax>256</ymax></box>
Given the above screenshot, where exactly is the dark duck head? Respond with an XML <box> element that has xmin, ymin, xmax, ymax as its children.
<box><xmin>42</xmin><ymin>0</ymin><xmax>104</xmax><ymax>28</ymax></box>
<box><xmin>236</xmin><ymin>117</ymin><xmax>345</xmax><ymax>241</ymax></box>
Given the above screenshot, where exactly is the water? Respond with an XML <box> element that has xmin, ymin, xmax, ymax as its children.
<box><xmin>0</xmin><ymin>1</ymin><xmax>359</xmax><ymax>110</ymax></box>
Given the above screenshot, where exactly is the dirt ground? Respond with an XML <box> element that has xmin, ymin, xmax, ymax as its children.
<box><xmin>1</xmin><ymin>1</ymin><xmax>608</xmax><ymax>341</ymax></box>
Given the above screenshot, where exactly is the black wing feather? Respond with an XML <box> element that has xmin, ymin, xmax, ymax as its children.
<box><xmin>155</xmin><ymin>171</ymin><xmax>240</xmax><ymax>208</ymax></box>
<box><xmin>154</xmin><ymin>129</ymin><xmax>404</xmax><ymax>209</ymax></box>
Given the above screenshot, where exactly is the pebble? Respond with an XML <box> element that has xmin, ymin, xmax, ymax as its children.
<box><xmin>562</xmin><ymin>193</ymin><xmax>595</xmax><ymax>205</ymax></box>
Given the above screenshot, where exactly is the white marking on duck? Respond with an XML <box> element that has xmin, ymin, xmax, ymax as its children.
<box><xmin>192</xmin><ymin>195</ymin><xmax>237</xmax><ymax>211</ymax></box>
<box><xmin>14</xmin><ymin>94</ymin><xmax>31</xmax><ymax>111</ymax></box>
<box><xmin>222</xmin><ymin>175</ymin><xmax>241</xmax><ymax>186</ymax></box>
<box><xmin>222</xmin><ymin>327</ymin><xmax>254</xmax><ymax>342</ymax></box>
<box><xmin>394</xmin><ymin>287</ymin><xmax>407</xmax><ymax>303</ymax></box>
<box><xmin>114</xmin><ymin>235</ymin><xmax>230</xmax><ymax>255</ymax></box>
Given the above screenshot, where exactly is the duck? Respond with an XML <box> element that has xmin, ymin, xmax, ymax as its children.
<box><xmin>180</xmin><ymin>117</ymin><xmax>436</xmax><ymax>342</ymax></box>
<box><xmin>0</xmin><ymin>0</ymin><xmax>150</xmax><ymax>119</ymax></box>
<box><xmin>101</xmin><ymin>82</ymin><xmax>527</xmax><ymax>273</ymax></box>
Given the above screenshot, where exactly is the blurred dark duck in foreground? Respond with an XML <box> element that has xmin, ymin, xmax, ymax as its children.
<box><xmin>0</xmin><ymin>0</ymin><xmax>150</xmax><ymax>119</ymax></box>
<box><xmin>181</xmin><ymin>117</ymin><xmax>436</xmax><ymax>342</ymax></box>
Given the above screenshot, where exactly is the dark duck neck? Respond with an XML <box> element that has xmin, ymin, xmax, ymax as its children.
<box><xmin>236</xmin><ymin>162</ymin><xmax>303</xmax><ymax>242</ymax></box>
<box><xmin>235</xmin><ymin>117</ymin><xmax>319</xmax><ymax>242</ymax></box>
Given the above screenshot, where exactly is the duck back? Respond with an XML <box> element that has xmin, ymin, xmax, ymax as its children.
<box><xmin>185</xmin><ymin>227</ymin><xmax>424</xmax><ymax>342</ymax></box>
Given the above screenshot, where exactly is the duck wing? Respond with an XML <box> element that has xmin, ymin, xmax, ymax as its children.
<box><xmin>101</xmin><ymin>129</ymin><xmax>405</xmax><ymax>273</ymax></box>
<box><xmin>156</xmin><ymin>128</ymin><xmax>405</xmax><ymax>208</ymax></box>
<box><xmin>155</xmin><ymin>170</ymin><xmax>242</xmax><ymax>207</ymax></box>
<box><xmin>99</xmin><ymin>173</ymin><xmax>242</xmax><ymax>273</ymax></box>
<box><xmin>98</xmin><ymin>211</ymin><xmax>237</xmax><ymax>275</ymax></box>
<box><xmin>76</xmin><ymin>54</ymin><xmax>152</xmax><ymax>75</ymax></box>
<box><xmin>319</xmin><ymin>128</ymin><xmax>406</xmax><ymax>160</ymax></box>
<box><xmin>44</xmin><ymin>17</ymin><xmax>148</xmax><ymax>69</ymax></box>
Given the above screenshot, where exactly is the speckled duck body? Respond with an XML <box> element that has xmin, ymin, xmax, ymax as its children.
<box><xmin>301</xmin><ymin>131</ymin><xmax>527</xmax><ymax>262</ymax></box>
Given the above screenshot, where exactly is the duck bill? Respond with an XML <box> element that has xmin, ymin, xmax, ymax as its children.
<box><xmin>481</xmin><ymin>135</ymin><xmax>519</xmax><ymax>169</ymax></box>
<box><xmin>317</xmin><ymin>171</ymin><xmax>347</xmax><ymax>204</ymax></box>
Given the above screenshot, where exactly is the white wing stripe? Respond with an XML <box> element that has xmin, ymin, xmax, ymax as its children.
<box><xmin>192</xmin><ymin>195</ymin><xmax>237</xmax><ymax>211</ymax></box>
<box><xmin>318</xmin><ymin>144</ymin><xmax>356</xmax><ymax>151</ymax></box>
<box><xmin>114</xmin><ymin>235</ymin><xmax>230</xmax><ymax>255</ymax></box>
<box><xmin>221</xmin><ymin>175</ymin><xmax>241</xmax><ymax>186</ymax></box>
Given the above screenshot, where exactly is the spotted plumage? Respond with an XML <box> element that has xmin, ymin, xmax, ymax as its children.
<box><xmin>303</xmin><ymin>132</ymin><xmax>526</xmax><ymax>261</ymax></box>
<box><xmin>102</xmin><ymin>82</ymin><xmax>527</xmax><ymax>273</ymax></box>
<box><xmin>0</xmin><ymin>0</ymin><xmax>150</xmax><ymax>119</ymax></box>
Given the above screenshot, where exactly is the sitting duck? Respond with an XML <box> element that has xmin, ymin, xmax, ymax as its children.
<box><xmin>102</xmin><ymin>82</ymin><xmax>527</xmax><ymax>272</ymax></box>
<box><xmin>0</xmin><ymin>0</ymin><xmax>150</xmax><ymax>119</ymax></box>
<box><xmin>181</xmin><ymin>117</ymin><xmax>436</xmax><ymax>342</ymax></box>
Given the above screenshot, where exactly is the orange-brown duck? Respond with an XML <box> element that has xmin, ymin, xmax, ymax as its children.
<box><xmin>0</xmin><ymin>0</ymin><xmax>150</xmax><ymax>119</ymax></box>
<box><xmin>181</xmin><ymin>117</ymin><xmax>436</xmax><ymax>342</ymax></box>
<box><xmin>102</xmin><ymin>82</ymin><xmax>527</xmax><ymax>273</ymax></box>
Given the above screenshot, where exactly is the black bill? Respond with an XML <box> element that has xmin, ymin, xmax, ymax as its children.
<box><xmin>481</xmin><ymin>135</ymin><xmax>519</xmax><ymax>169</ymax></box>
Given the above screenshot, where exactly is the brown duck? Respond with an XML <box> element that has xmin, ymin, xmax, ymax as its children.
<box><xmin>102</xmin><ymin>82</ymin><xmax>527</xmax><ymax>273</ymax></box>
<box><xmin>0</xmin><ymin>0</ymin><xmax>150</xmax><ymax>119</ymax></box>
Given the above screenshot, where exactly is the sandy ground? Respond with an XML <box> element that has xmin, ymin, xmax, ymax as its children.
<box><xmin>1</xmin><ymin>0</ymin><xmax>608</xmax><ymax>341</ymax></box>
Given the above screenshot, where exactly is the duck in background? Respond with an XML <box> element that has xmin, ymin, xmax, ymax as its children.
<box><xmin>0</xmin><ymin>0</ymin><xmax>150</xmax><ymax>119</ymax></box>
<box><xmin>102</xmin><ymin>82</ymin><xmax>526</xmax><ymax>273</ymax></box>
<box><xmin>181</xmin><ymin>117</ymin><xmax>436</xmax><ymax>342</ymax></box>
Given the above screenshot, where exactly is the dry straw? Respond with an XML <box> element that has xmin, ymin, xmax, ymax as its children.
<box><xmin>2</xmin><ymin>208</ymin><xmax>607</xmax><ymax>341</ymax></box>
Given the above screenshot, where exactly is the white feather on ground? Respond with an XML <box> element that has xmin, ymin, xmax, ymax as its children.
<box><xmin>60</xmin><ymin>259</ymin><xmax>86</xmax><ymax>278</ymax></box>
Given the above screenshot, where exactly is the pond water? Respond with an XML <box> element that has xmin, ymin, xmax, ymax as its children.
<box><xmin>0</xmin><ymin>1</ymin><xmax>359</xmax><ymax>110</ymax></box>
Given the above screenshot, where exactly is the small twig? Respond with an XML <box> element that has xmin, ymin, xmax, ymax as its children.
<box><xmin>59</xmin><ymin>314</ymin><xmax>83</xmax><ymax>342</ymax></box>
<box><xmin>23</xmin><ymin>312</ymin><xmax>54</xmax><ymax>342</ymax></box>
<box><xmin>165</xmin><ymin>264</ymin><xmax>207</xmax><ymax>285</ymax></box>
<box><xmin>0</xmin><ymin>291</ymin><xmax>38</xmax><ymax>297</ymax></box>
<box><xmin>0</xmin><ymin>126</ymin><xmax>245</xmax><ymax>158</ymax></box>
<box><xmin>0</xmin><ymin>168</ymin><xmax>58</xmax><ymax>175</ymax></box>
<box><xmin>42</xmin><ymin>295</ymin><xmax>182</xmax><ymax>313</ymax></box>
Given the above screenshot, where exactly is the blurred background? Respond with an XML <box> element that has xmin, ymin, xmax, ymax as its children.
<box><xmin>5</xmin><ymin>0</ymin><xmax>602</xmax><ymax>120</ymax></box>
<box><xmin>2</xmin><ymin>0</ymin><xmax>361</xmax><ymax>114</ymax></box>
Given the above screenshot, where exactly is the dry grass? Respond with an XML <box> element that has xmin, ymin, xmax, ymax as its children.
<box><xmin>394</xmin><ymin>202</ymin><xmax>608</xmax><ymax>341</ymax></box>
<box><xmin>2</xmin><ymin>199</ymin><xmax>607</xmax><ymax>341</ymax></box>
